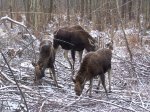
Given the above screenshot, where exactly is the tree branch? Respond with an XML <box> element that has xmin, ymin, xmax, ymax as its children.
<box><xmin>1</xmin><ymin>52</ymin><xmax>29</xmax><ymax>112</ymax></box>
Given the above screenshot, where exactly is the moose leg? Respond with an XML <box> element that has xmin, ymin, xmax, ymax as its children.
<box><xmin>71</xmin><ymin>50</ymin><xmax>76</xmax><ymax>70</ymax></box>
<box><xmin>71</xmin><ymin>50</ymin><xmax>76</xmax><ymax>75</ymax></box>
<box><xmin>100</xmin><ymin>74</ymin><xmax>108</xmax><ymax>96</ymax></box>
<box><xmin>97</xmin><ymin>76</ymin><xmax>101</xmax><ymax>90</ymax></box>
<box><xmin>108</xmin><ymin>69</ymin><xmax>112</xmax><ymax>92</ymax></box>
<box><xmin>41</xmin><ymin>66</ymin><xmax>46</xmax><ymax>78</ymax></box>
<box><xmin>48</xmin><ymin>68</ymin><xmax>53</xmax><ymax>79</ymax></box>
<box><xmin>89</xmin><ymin>79</ymin><xmax>93</xmax><ymax>97</ymax></box>
<box><xmin>78</xmin><ymin>51</ymin><xmax>83</xmax><ymax>63</ymax></box>
<box><xmin>51</xmin><ymin>65</ymin><xmax>58</xmax><ymax>87</ymax></box>
<box><xmin>64</xmin><ymin>50</ymin><xmax>72</xmax><ymax>69</ymax></box>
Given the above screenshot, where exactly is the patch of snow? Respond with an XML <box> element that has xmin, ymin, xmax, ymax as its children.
<box><xmin>90</xmin><ymin>30</ymin><xmax>111</xmax><ymax>45</ymax></box>
<box><xmin>11</xmin><ymin>67</ymin><xmax>20</xmax><ymax>72</ymax></box>
<box><xmin>112</xmin><ymin>46</ymin><xmax>129</xmax><ymax>62</ymax></box>
<box><xmin>0</xmin><ymin>28</ymin><xmax>6</xmax><ymax>38</ymax></box>
<box><xmin>8</xmin><ymin>101</ymin><xmax>19</xmax><ymax>110</ymax></box>
<box><xmin>90</xmin><ymin>30</ymin><xmax>100</xmax><ymax>38</ymax></box>
<box><xmin>20</xmin><ymin>60</ymin><xmax>33</xmax><ymax>68</ymax></box>
<box><xmin>21</xmin><ymin>14</ymin><xmax>26</xmax><ymax>25</ymax></box>
<box><xmin>23</xmin><ymin>34</ymin><xmax>37</xmax><ymax>40</ymax></box>
<box><xmin>147</xmin><ymin>30</ymin><xmax>150</xmax><ymax>35</ymax></box>
<box><xmin>144</xmin><ymin>45</ymin><xmax>150</xmax><ymax>53</ymax></box>
<box><xmin>116</xmin><ymin>28</ymin><xmax>138</xmax><ymax>36</ymax></box>
<box><xmin>124</xmin><ymin>28</ymin><xmax>137</xmax><ymax>35</ymax></box>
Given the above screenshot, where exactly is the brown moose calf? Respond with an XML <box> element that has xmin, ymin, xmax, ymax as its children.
<box><xmin>72</xmin><ymin>48</ymin><xmax>112</xmax><ymax>97</ymax></box>
<box><xmin>32</xmin><ymin>39</ymin><xmax>58</xmax><ymax>86</ymax></box>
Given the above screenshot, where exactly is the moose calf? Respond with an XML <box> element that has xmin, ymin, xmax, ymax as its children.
<box><xmin>72</xmin><ymin>46</ymin><xmax>112</xmax><ymax>97</ymax></box>
<box><xmin>32</xmin><ymin>39</ymin><xmax>58</xmax><ymax>86</ymax></box>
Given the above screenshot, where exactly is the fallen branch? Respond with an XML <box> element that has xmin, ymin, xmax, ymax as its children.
<box><xmin>59</xmin><ymin>96</ymin><xmax>82</xmax><ymax>112</ymax></box>
<box><xmin>132</xmin><ymin>100</ymin><xmax>150</xmax><ymax>112</ymax></box>
<box><xmin>1</xmin><ymin>52</ymin><xmax>29</xmax><ymax>112</ymax></box>
<box><xmin>86</xmin><ymin>97</ymin><xmax>137</xmax><ymax>112</ymax></box>
<box><xmin>0</xmin><ymin>85</ymin><xmax>33</xmax><ymax>91</ymax></box>
<box><xmin>39</xmin><ymin>100</ymin><xmax>46</xmax><ymax>112</ymax></box>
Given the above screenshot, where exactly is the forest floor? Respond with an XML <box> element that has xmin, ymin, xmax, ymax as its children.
<box><xmin>0</xmin><ymin>22</ymin><xmax>150</xmax><ymax>112</ymax></box>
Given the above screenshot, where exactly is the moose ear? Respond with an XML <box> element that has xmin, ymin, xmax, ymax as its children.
<box><xmin>32</xmin><ymin>62</ymin><xmax>37</xmax><ymax>67</ymax></box>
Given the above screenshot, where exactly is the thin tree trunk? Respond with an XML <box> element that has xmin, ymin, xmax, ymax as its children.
<box><xmin>89</xmin><ymin>0</ymin><xmax>92</xmax><ymax>20</ymax></box>
<box><xmin>80</xmin><ymin>0</ymin><xmax>84</xmax><ymax>20</ymax></box>
<box><xmin>23</xmin><ymin>0</ymin><xmax>31</xmax><ymax>27</ymax></box>
<box><xmin>48</xmin><ymin>0</ymin><xmax>53</xmax><ymax>22</ymax></box>
<box><xmin>128</xmin><ymin>0</ymin><xmax>132</xmax><ymax>20</ymax></box>
<box><xmin>67</xmin><ymin>0</ymin><xmax>70</xmax><ymax>25</ymax></box>
<box><xmin>121</xmin><ymin>0</ymin><xmax>127</xmax><ymax>19</ymax></box>
<box><xmin>9</xmin><ymin>1</ymin><xmax>13</xmax><ymax>28</ymax></box>
<box><xmin>23</xmin><ymin>0</ymin><xmax>44</xmax><ymax>31</ymax></box>
<box><xmin>116</xmin><ymin>0</ymin><xmax>135</xmax><ymax>77</ymax></box>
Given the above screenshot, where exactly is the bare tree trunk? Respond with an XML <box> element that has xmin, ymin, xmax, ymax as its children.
<box><xmin>89</xmin><ymin>0</ymin><xmax>92</xmax><ymax>20</ymax></box>
<box><xmin>23</xmin><ymin>0</ymin><xmax>44</xmax><ymax>31</ymax></box>
<box><xmin>121</xmin><ymin>0</ymin><xmax>127</xmax><ymax>19</ymax></box>
<box><xmin>0</xmin><ymin>0</ymin><xmax>3</xmax><ymax>16</ymax></box>
<box><xmin>23</xmin><ymin>0</ymin><xmax>31</xmax><ymax>27</ymax></box>
<box><xmin>48</xmin><ymin>0</ymin><xmax>53</xmax><ymax>22</ymax></box>
<box><xmin>9</xmin><ymin>0</ymin><xmax>13</xmax><ymax>28</ymax></box>
<box><xmin>67</xmin><ymin>0</ymin><xmax>70</xmax><ymax>25</ymax></box>
<box><xmin>105</xmin><ymin>0</ymin><xmax>111</xmax><ymax>25</ymax></box>
<box><xmin>146</xmin><ymin>0</ymin><xmax>150</xmax><ymax>29</ymax></box>
<box><xmin>136</xmin><ymin>0</ymin><xmax>141</xmax><ymax>27</ymax></box>
<box><xmin>80</xmin><ymin>0</ymin><xmax>84</xmax><ymax>20</ymax></box>
<box><xmin>93</xmin><ymin>0</ymin><xmax>103</xmax><ymax>31</ymax></box>
<box><xmin>128</xmin><ymin>0</ymin><xmax>132</xmax><ymax>20</ymax></box>
<box><xmin>85</xmin><ymin>0</ymin><xmax>88</xmax><ymax>15</ymax></box>
<box><xmin>135</xmin><ymin>0</ymin><xmax>143</xmax><ymax>46</ymax></box>
<box><xmin>116</xmin><ymin>0</ymin><xmax>135</xmax><ymax>77</ymax></box>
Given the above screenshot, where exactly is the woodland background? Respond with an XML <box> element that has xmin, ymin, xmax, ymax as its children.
<box><xmin>0</xmin><ymin>0</ymin><xmax>150</xmax><ymax>112</ymax></box>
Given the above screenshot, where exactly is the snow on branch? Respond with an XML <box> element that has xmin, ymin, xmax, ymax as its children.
<box><xmin>0</xmin><ymin>71</ymin><xmax>15</xmax><ymax>84</ymax></box>
<box><xmin>0</xmin><ymin>15</ymin><xmax>26</xmax><ymax>28</ymax></box>
<box><xmin>0</xmin><ymin>15</ymin><xmax>34</xmax><ymax>40</ymax></box>
<box><xmin>0</xmin><ymin>16</ymin><xmax>38</xmax><ymax>62</ymax></box>
<box><xmin>1</xmin><ymin>52</ymin><xmax>29</xmax><ymax>112</ymax></box>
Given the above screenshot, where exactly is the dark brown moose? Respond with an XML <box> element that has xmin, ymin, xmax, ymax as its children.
<box><xmin>32</xmin><ymin>39</ymin><xmax>58</xmax><ymax>86</ymax></box>
<box><xmin>72</xmin><ymin>43</ymin><xmax>113</xmax><ymax>97</ymax></box>
<box><xmin>53</xmin><ymin>25</ymin><xmax>96</xmax><ymax>72</ymax></box>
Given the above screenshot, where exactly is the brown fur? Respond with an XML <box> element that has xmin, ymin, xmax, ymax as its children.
<box><xmin>72</xmin><ymin>48</ymin><xmax>112</xmax><ymax>96</ymax></box>
<box><xmin>53</xmin><ymin>25</ymin><xmax>96</xmax><ymax>70</ymax></box>
<box><xmin>32</xmin><ymin>39</ymin><xmax>58</xmax><ymax>86</ymax></box>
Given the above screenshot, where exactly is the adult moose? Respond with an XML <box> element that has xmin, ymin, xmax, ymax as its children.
<box><xmin>72</xmin><ymin>43</ymin><xmax>113</xmax><ymax>97</ymax></box>
<box><xmin>53</xmin><ymin>25</ymin><xmax>97</xmax><ymax>73</ymax></box>
<box><xmin>32</xmin><ymin>39</ymin><xmax>58</xmax><ymax>86</ymax></box>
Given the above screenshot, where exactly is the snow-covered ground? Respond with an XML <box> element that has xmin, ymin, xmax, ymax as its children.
<box><xmin>0</xmin><ymin>20</ymin><xmax>150</xmax><ymax>112</ymax></box>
